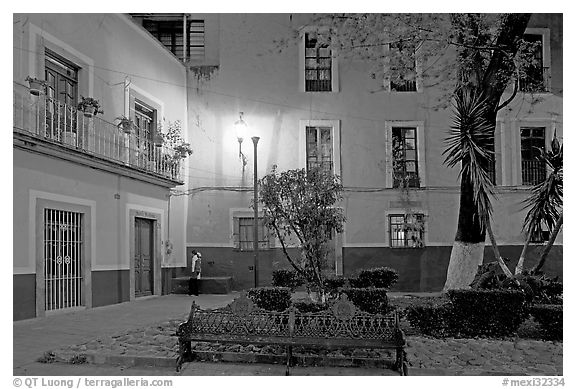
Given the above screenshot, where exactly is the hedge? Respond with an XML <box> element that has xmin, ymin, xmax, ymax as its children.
<box><xmin>530</xmin><ymin>304</ymin><xmax>563</xmax><ymax>341</ymax></box>
<box><xmin>247</xmin><ymin>287</ymin><xmax>292</xmax><ymax>312</ymax></box>
<box><xmin>446</xmin><ymin>289</ymin><xmax>528</xmax><ymax>337</ymax></box>
<box><xmin>271</xmin><ymin>269</ymin><xmax>304</xmax><ymax>291</ymax></box>
<box><xmin>341</xmin><ymin>287</ymin><xmax>390</xmax><ymax>314</ymax></box>
<box><xmin>405</xmin><ymin>301</ymin><xmax>452</xmax><ymax>337</ymax></box>
<box><xmin>348</xmin><ymin>267</ymin><xmax>399</xmax><ymax>289</ymax></box>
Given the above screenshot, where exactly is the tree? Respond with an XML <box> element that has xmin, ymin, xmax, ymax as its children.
<box><xmin>515</xmin><ymin>135</ymin><xmax>563</xmax><ymax>275</ymax></box>
<box><xmin>301</xmin><ymin>13</ymin><xmax>535</xmax><ymax>289</ymax></box>
<box><xmin>259</xmin><ymin>166</ymin><xmax>346</xmax><ymax>302</ymax></box>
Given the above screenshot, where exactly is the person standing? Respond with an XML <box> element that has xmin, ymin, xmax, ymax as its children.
<box><xmin>188</xmin><ymin>250</ymin><xmax>202</xmax><ymax>296</ymax></box>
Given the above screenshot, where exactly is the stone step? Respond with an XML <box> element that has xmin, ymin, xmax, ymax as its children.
<box><xmin>171</xmin><ymin>276</ymin><xmax>233</xmax><ymax>295</ymax></box>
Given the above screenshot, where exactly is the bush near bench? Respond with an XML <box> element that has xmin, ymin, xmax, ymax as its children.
<box><xmin>271</xmin><ymin>270</ymin><xmax>304</xmax><ymax>291</ymax></box>
<box><xmin>349</xmin><ymin>267</ymin><xmax>399</xmax><ymax>289</ymax></box>
<box><xmin>247</xmin><ymin>287</ymin><xmax>292</xmax><ymax>312</ymax></box>
<box><xmin>405</xmin><ymin>289</ymin><xmax>528</xmax><ymax>338</ymax></box>
<box><xmin>530</xmin><ymin>304</ymin><xmax>563</xmax><ymax>341</ymax></box>
<box><xmin>341</xmin><ymin>287</ymin><xmax>390</xmax><ymax>315</ymax></box>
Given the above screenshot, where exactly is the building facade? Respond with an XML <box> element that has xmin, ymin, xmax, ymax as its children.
<box><xmin>181</xmin><ymin>14</ymin><xmax>563</xmax><ymax>291</ymax></box>
<box><xmin>13</xmin><ymin>14</ymin><xmax>563</xmax><ymax>321</ymax></box>
<box><xmin>13</xmin><ymin>14</ymin><xmax>189</xmax><ymax>320</ymax></box>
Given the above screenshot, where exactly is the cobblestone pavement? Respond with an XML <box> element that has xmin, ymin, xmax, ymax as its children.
<box><xmin>53</xmin><ymin>317</ymin><xmax>562</xmax><ymax>376</ymax></box>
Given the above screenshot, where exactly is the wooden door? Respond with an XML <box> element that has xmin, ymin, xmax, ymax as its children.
<box><xmin>135</xmin><ymin>218</ymin><xmax>154</xmax><ymax>296</ymax></box>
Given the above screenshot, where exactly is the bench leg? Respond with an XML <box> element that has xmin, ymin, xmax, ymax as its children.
<box><xmin>176</xmin><ymin>339</ymin><xmax>191</xmax><ymax>372</ymax></box>
<box><xmin>395</xmin><ymin>347</ymin><xmax>404</xmax><ymax>376</ymax></box>
<box><xmin>285</xmin><ymin>345</ymin><xmax>292</xmax><ymax>376</ymax></box>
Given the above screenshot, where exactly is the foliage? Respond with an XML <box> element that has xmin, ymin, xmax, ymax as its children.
<box><xmin>160</xmin><ymin>120</ymin><xmax>193</xmax><ymax>159</ymax></box>
<box><xmin>271</xmin><ymin>269</ymin><xmax>305</xmax><ymax>291</ymax></box>
<box><xmin>405</xmin><ymin>301</ymin><xmax>453</xmax><ymax>337</ymax></box>
<box><xmin>446</xmin><ymin>289</ymin><xmax>528</xmax><ymax>337</ymax></box>
<box><xmin>529</xmin><ymin>304</ymin><xmax>563</xmax><ymax>341</ymax></box>
<box><xmin>292</xmin><ymin>299</ymin><xmax>329</xmax><ymax>313</ymax></box>
<box><xmin>470</xmin><ymin>261</ymin><xmax>563</xmax><ymax>304</ymax></box>
<box><xmin>115</xmin><ymin>115</ymin><xmax>135</xmax><ymax>132</ymax></box>
<box><xmin>348</xmin><ymin>267</ymin><xmax>399</xmax><ymax>289</ymax></box>
<box><xmin>247</xmin><ymin>287</ymin><xmax>292</xmax><ymax>312</ymax></box>
<box><xmin>323</xmin><ymin>276</ymin><xmax>347</xmax><ymax>299</ymax></box>
<box><xmin>443</xmin><ymin>89</ymin><xmax>495</xmax><ymax>229</ymax></box>
<box><xmin>259</xmin><ymin>166</ymin><xmax>346</xmax><ymax>303</ymax></box>
<box><xmin>25</xmin><ymin>76</ymin><xmax>47</xmax><ymax>87</ymax></box>
<box><xmin>340</xmin><ymin>287</ymin><xmax>390</xmax><ymax>315</ymax></box>
<box><xmin>77</xmin><ymin>96</ymin><xmax>103</xmax><ymax>114</ymax></box>
<box><xmin>37</xmin><ymin>351</ymin><xmax>57</xmax><ymax>363</ymax></box>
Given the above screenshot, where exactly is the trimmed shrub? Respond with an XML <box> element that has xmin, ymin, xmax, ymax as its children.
<box><xmin>247</xmin><ymin>287</ymin><xmax>292</xmax><ymax>312</ymax></box>
<box><xmin>530</xmin><ymin>304</ymin><xmax>563</xmax><ymax>341</ymax></box>
<box><xmin>341</xmin><ymin>287</ymin><xmax>390</xmax><ymax>314</ymax></box>
<box><xmin>293</xmin><ymin>300</ymin><xmax>329</xmax><ymax>313</ymax></box>
<box><xmin>271</xmin><ymin>269</ymin><xmax>304</xmax><ymax>291</ymax></box>
<box><xmin>405</xmin><ymin>301</ymin><xmax>453</xmax><ymax>337</ymax></box>
<box><xmin>323</xmin><ymin>276</ymin><xmax>347</xmax><ymax>299</ymax></box>
<box><xmin>348</xmin><ymin>267</ymin><xmax>399</xmax><ymax>289</ymax></box>
<box><xmin>446</xmin><ymin>289</ymin><xmax>528</xmax><ymax>337</ymax></box>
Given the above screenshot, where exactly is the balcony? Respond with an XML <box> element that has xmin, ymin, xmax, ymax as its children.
<box><xmin>13</xmin><ymin>83</ymin><xmax>183</xmax><ymax>186</ymax></box>
<box><xmin>522</xmin><ymin>160</ymin><xmax>547</xmax><ymax>186</ymax></box>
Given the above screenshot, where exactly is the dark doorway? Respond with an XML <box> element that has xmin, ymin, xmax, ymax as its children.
<box><xmin>134</xmin><ymin>217</ymin><xmax>154</xmax><ymax>297</ymax></box>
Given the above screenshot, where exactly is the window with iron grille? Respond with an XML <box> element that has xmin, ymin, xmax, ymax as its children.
<box><xmin>389</xmin><ymin>214</ymin><xmax>425</xmax><ymax>248</ymax></box>
<box><xmin>392</xmin><ymin>127</ymin><xmax>419</xmax><ymax>188</ymax></box>
<box><xmin>389</xmin><ymin>42</ymin><xmax>417</xmax><ymax>92</ymax></box>
<box><xmin>142</xmin><ymin>19</ymin><xmax>205</xmax><ymax>62</ymax></box>
<box><xmin>305</xmin><ymin>33</ymin><xmax>332</xmax><ymax>92</ymax></box>
<box><xmin>520</xmin><ymin>34</ymin><xmax>546</xmax><ymax>92</ymax></box>
<box><xmin>521</xmin><ymin>127</ymin><xmax>547</xmax><ymax>185</ymax></box>
<box><xmin>234</xmin><ymin>217</ymin><xmax>271</xmax><ymax>251</ymax></box>
<box><xmin>306</xmin><ymin>126</ymin><xmax>333</xmax><ymax>173</ymax></box>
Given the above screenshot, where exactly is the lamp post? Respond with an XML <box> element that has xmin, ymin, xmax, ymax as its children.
<box><xmin>235</xmin><ymin>113</ymin><xmax>260</xmax><ymax>288</ymax></box>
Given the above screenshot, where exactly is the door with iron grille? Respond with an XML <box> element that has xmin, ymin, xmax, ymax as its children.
<box><xmin>134</xmin><ymin>218</ymin><xmax>154</xmax><ymax>296</ymax></box>
<box><xmin>44</xmin><ymin>209</ymin><xmax>83</xmax><ymax>311</ymax></box>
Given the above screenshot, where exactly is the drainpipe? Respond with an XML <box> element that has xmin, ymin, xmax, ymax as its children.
<box><xmin>182</xmin><ymin>14</ymin><xmax>187</xmax><ymax>63</ymax></box>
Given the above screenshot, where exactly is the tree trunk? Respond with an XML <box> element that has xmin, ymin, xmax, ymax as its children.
<box><xmin>443</xmin><ymin>173</ymin><xmax>486</xmax><ymax>291</ymax></box>
<box><xmin>531</xmin><ymin>214</ymin><xmax>563</xmax><ymax>274</ymax></box>
<box><xmin>486</xmin><ymin>220</ymin><xmax>514</xmax><ymax>278</ymax></box>
<box><xmin>515</xmin><ymin>224</ymin><xmax>534</xmax><ymax>275</ymax></box>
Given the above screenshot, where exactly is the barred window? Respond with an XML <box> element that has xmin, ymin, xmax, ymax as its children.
<box><xmin>389</xmin><ymin>42</ymin><xmax>417</xmax><ymax>92</ymax></box>
<box><xmin>521</xmin><ymin>127</ymin><xmax>547</xmax><ymax>185</ymax></box>
<box><xmin>389</xmin><ymin>214</ymin><xmax>425</xmax><ymax>248</ymax></box>
<box><xmin>306</xmin><ymin>126</ymin><xmax>333</xmax><ymax>174</ymax></box>
<box><xmin>392</xmin><ymin>127</ymin><xmax>419</xmax><ymax>188</ymax></box>
<box><xmin>233</xmin><ymin>217</ymin><xmax>272</xmax><ymax>251</ymax></box>
<box><xmin>305</xmin><ymin>33</ymin><xmax>332</xmax><ymax>92</ymax></box>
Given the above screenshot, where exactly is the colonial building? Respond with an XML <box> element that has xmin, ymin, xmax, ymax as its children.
<box><xmin>13</xmin><ymin>14</ymin><xmax>563</xmax><ymax>320</ymax></box>
<box><xmin>178</xmin><ymin>13</ymin><xmax>563</xmax><ymax>291</ymax></box>
<box><xmin>13</xmin><ymin>13</ymin><xmax>189</xmax><ymax>320</ymax></box>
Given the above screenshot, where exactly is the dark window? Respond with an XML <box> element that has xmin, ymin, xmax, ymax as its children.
<box><xmin>44</xmin><ymin>50</ymin><xmax>78</xmax><ymax>138</ymax></box>
<box><xmin>305</xmin><ymin>33</ymin><xmax>332</xmax><ymax>92</ymax></box>
<box><xmin>389</xmin><ymin>42</ymin><xmax>417</xmax><ymax>92</ymax></box>
<box><xmin>142</xmin><ymin>19</ymin><xmax>205</xmax><ymax>62</ymax></box>
<box><xmin>306</xmin><ymin>126</ymin><xmax>333</xmax><ymax>173</ymax></box>
<box><xmin>520</xmin><ymin>34</ymin><xmax>545</xmax><ymax>92</ymax></box>
<box><xmin>133</xmin><ymin>101</ymin><xmax>156</xmax><ymax>167</ymax></box>
<box><xmin>392</xmin><ymin>127</ymin><xmax>419</xmax><ymax>188</ymax></box>
<box><xmin>389</xmin><ymin>214</ymin><xmax>425</xmax><ymax>248</ymax></box>
<box><xmin>521</xmin><ymin>127</ymin><xmax>547</xmax><ymax>185</ymax></box>
<box><xmin>236</xmin><ymin>217</ymin><xmax>270</xmax><ymax>251</ymax></box>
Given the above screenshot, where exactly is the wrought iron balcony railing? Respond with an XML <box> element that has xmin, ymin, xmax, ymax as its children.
<box><xmin>13</xmin><ymin>83</ymin><xmax>182</xmax><ymax>182</ymax></box>
<box><xmin>522</xmin><ymin>159</ymin><xmax>547</xmax><ymax>186</ymax></box>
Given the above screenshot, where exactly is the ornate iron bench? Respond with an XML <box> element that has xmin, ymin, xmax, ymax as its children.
<box><xmin>176</xmin><ymin>293</ymin><xmax>408</xmax><ymax>375</ymax></box>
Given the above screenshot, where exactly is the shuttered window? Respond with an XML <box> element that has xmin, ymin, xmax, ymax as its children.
<box><xmin>232</xmin><ymin>217</ymin><xmax>273</xmax><ymax>251</ymax></box>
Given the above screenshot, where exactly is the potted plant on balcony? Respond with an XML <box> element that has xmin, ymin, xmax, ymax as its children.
<box><xmin>153</xmin><ymin>132</ymin><xmax>164</xmax><ymax>147</ymax></box>
<box><xmin>77</xmin><ymin>96</ymin><xmax>103</xmax><ymax>118</ymax></box>
<box><xmin>115</xmin><ymin>116</ymin><xmax>135</xmax><ymax>134</ymax></box>
<box><xmin>25</xmin><ymin>76</ymin><xmax>47</xmax><ymax>96</ymax></box>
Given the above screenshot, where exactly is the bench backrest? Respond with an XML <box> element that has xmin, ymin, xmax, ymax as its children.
<box><xmin>180</xmin><ymin>293</ymin><xmax>402</xmax><ymax>344</ymax></box>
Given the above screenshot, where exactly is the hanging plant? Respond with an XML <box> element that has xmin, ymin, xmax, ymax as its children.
<box><xmin>25</xmin><ymin>76</ymin><xmax>47</xmax><ymax>96</ymax></box>
<box><xmin>115</xmin><ymin>116</ymin><xmax>135</xmax><ymax>134</ymax></box>
<box><xmin>77</xmin><ymin>96</ymin><xmax>103</xmax><ymax>117</ymax></box>
<box><xmin>153</xmin><ymin>132</ymin><xmax>164</xmax><ymax>147</ymax></box>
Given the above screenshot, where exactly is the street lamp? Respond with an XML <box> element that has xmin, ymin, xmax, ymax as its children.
<box><xmin>235</xmin><ymin>113</ymin><xmax>260</xmax><ymax>288</ymax></box>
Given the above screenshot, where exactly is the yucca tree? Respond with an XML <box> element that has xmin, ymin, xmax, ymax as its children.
<box><xmin>515</xmin><ymin>136</ymin><xmax>563</xmax><ymax>275</ymax></box>
<box><xmin>442</xmin><ymin>89</ymin><xmax>514</xmax><ymax>290</ymax></box>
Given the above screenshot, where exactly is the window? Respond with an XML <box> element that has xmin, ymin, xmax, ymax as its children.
<box><xmin>392</xmin><ymin>127</ymin><xmax>419</xmax><ymax>188</ymax></box>
<box><xmin>130</xmin><ymin>98</ymin><xmax>157</xmax><ymax>168</ymax></box>
<box><xmin>142</xmin><ymin>19</ymin><xmax>205</xmax><ymax>62</ymax></box>
<box><xmin>520</xmin><ymin>34</ymin><xmax>546</xmax><ymax>92</ymax></box>
<box><xmin>389</xmin><ymin>42</ymin><xmax>417</xmax><ymax>92</ymax></box>
<box><xmin>521</xmin><ymin>127</ymin><xmax>546</xmax><ymax>185</ymax></box>
<box><xmin>306</xmin><ymin>126</ymin><xmax>333</xmax><ymax>173</ymax></box>
<box><xmin>233</xmin><ymin>217</ymin><xmax>272</xmax><ymax>251</ymax></box>
<box><xmin>44</xmin><ymin>50</ymin><xmax>78</xmax><ymax>139</ymax></box>
<box><xmin>304</xmin><ymin>32</ymin><xmax>332</xmax><ymax>92</ymax></box>
<box><xmin>389</xmin><ymin>214</ymin><xmax>425</xmax><ymax>248</ymax></box>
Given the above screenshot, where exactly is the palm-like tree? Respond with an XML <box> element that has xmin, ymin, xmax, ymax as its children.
<box><xmin>515</xmin><ymin>136</ymin><xmax>563</xmax><ymax>275</ymax></box>
<box><xmin>443</xmin><ymin>89</ymin><xmax>514</xmax><ymax>290</ymax></box>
